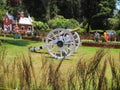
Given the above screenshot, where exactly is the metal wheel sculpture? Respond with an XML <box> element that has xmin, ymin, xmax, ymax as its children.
<box><xmin>29</xmin><ymin>28</ymin><xmax>81</xmax><ymax>60</ymax></box>
<box><xmin>73</xmin><ymin>32</ymin><xmax>81</xmax><ymax>51</ymax></box>
<box><xmin>46</xmin><ymin>28</ymin><xmax>76</xmax><ymax>59</ymax></box>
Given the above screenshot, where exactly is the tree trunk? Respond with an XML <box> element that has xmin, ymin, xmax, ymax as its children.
<box><xmin>45</xmin><ymin>1</ymin><xmax>51</xmax><ymax>22</ymax></box>
<box><xmin>86</xmin><ymin>23</ymin><xmax>90</xmax><ymax>34</ymax></box>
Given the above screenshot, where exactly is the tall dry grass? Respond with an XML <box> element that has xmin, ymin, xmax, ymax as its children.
<box><xmin>0</xmin><ymin>46</ymin><xmax>119</xmax><ymax>90</ymax></box>
<box><xmin>68</xmin><ymin>48</ymin><xmax>107</xmax><ymax>90</ymax></box>
<box><xmin>109</xmin><ymin>53</ymin><xmax>120</xmax><ymax>90</ymax></box>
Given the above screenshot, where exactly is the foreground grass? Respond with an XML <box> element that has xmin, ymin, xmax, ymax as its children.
<box><xmin>0</xmin><ymin>37</ymin><xmax>120</xmax><ymax>90</ymax></box>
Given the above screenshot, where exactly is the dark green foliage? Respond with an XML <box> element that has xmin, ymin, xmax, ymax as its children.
<box><xmin>0</xmin><ymin>0</ymin><xmax>120</xmax><ymax>32</ymax></box>
<box><xmin>22</xmin><ymin>0</ymin><xmax>59</xmax><ymax>21</ymax></box>
<box><xmin>5</xmin><ymin>0</ymin><xmax>25</xmax><ymax>20</ymax></box>
<box><xmin>80</xmin><ymin>0</ymin><xmax>117</xmax><ymax>31</ymax></box>
<box><xmin>0</xmin><ymin>0</ymin><xmax>7</xmax><ymax>26</ymax></box>
<box><xmin>107</xmin><ymin>11</ymin><xmax>120</xmax><ymax>30</ymax></box>
<box><xmin>6</xmin><ymin>0</ymin><xmax>22</xmax><ymax>6</ymax></box>
<box><xmin>91</xmin><ymin>0</ymin><xmax>116</xmax><ymax>30</ymax></box>
<box><xmin>80</xmin><ymin>0</ymin><xmax>99</xmax><ymax>33</ymax></box>
<box><xmin>57</xmin><ymin>0</ymin><xmax>81</xmax><ymax>21</ymax></box>
<box><xmin>22</xmin><ymin>0</ymin><xmax>46</xmax><ymax>21</ymax></box>
<box><xmin>116</xmin><ymin>30</ymin><xmax>120</xmax><ymax>35</ymax></box>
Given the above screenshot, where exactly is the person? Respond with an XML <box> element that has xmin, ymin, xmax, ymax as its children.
<box><xmin>4</xmin><ymin>27</ymin><xmax>7</xmax><ymax>33</ymax></box>
<box><xmin>111</xmin><ymin>32</ymin><xmax>115</xmax><ymax>41</ymax></box>
<box><xmin>94</xmin><ymin>31</ymin><xmax>100</xmax><ymax>42</ymax></box>
<box><xmin>104</xmin><ymin>31</ymin><xmax>109</xmax><ymax>42</ymax></box>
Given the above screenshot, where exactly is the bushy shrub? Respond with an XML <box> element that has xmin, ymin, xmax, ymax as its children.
<box><xmin>116</xmin><ymin>30</ymin><xmax>120</xmax><ymax>35</ymax></box>
<box><xmin>48</xmin><ymin>15</ymin><xmax>80</xmax><ymax>29</ymax></box>
<box><xmin>116</xmin><ymin>30</ymin><xmax>120</xmax><ymax>41</ymax></box>
<box><xmin>66</xmin><ymin>19</ymin><xmax>80</xmax><ymax>29</ymax></box>
<box><xmin>34</xmin><ymin>21</ymin><xmax>49</xmax><ymax>31</ymax></box>
<box><xmin>77</xmin><ymin>28</ymin><xmax>86</xmax><ymax>35</ymax></box>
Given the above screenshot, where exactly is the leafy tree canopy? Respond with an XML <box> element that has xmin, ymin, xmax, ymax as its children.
<box><xmin>0</xmin><ymin>0</ymin><xmax>119</xmax><ymax>31</ymax></box>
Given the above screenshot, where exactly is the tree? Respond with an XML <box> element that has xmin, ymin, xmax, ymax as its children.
<box><xmin>106</xmin><ymin>0</ymin><xmax>120</xmax><ymax>30</ymax></box>
<box><xmin>45</xmin><ymin>0</ymin><xmax>59</xmax><ymax>21</ymax></box>
<box><xmin>22</xmin><ymin>0</ymin><xmax>46</xmax><ymax>21</ymax></box>
<box><xmin>0</xmin><ymin>0</ymin><xmax>7</xmax><ymax>27</ymax></box>
<box><xmin>22</xmin><ymin>0</ymin><xmax>59</xmax><ymax>21</ymax></box>
<box><xmin>80</xmin><ymin>0</ymin><xmax>99</xmax><ymax>33</ymax></box>
<box><xmin>57</xmin><ymin>0</ymin><xmax>81</xmax><ymax>21</ymax></box>
<box><xmin>6</xmin><ymin>0</ymin><xmax>22</xmax><ymax>6</ymax></box>
<box><xmin>91</xmin><ymin>0</ymin><xmax>116</xmax><ymax>30</ymax></box>
<box><xmin>6</xmin><ymin>0</ymin><xmax>25</xmax><ymax>20</ymax></box>
<box><xmin>114</xmin><ymin>10</ymin><xmax>120</xmax><ymax>30</ymax></box>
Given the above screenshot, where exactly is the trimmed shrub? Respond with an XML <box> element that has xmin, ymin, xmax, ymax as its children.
<box><xmin>48</xmin><ymin>15</ymin><xmax>80</xmax><ymax>29</ymax></box>
<box><xmin>116</xmin><ymin>30</ymin><xmax>120</xmax><ymax>35</ymax></box>
<box><xmin>77</xmin><ymin>28</ymin><xmax>86</xmax><ymax>35</ymax></box>
<box><xmin>66</xmin><ymin>19</ymin><xmax>80</xmax><ymax>29</ymax></box>
<box><xmin>90</xmin><ymin>30</ymin><xmax>104</xmax><ymax>34</ymax></box>
<box><xmin>34</xmin><ymin>21</ymin><xmax>49</xmax><ymax>31</ymax></box>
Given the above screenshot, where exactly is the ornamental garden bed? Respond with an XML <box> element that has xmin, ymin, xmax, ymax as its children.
<box><xmin>22</xmin><ymin>36</ymin><xmax>43</xmax><ymax>41</ymax></box>
<box><xmin>82</xmin><ymin>40</ymin><xmax>120</xmax><ymax>49</ymax></box>
<box><xmin>1</xmin><ymin>35</ymin><xmax>120</xmax><ymax>49</ymax></box>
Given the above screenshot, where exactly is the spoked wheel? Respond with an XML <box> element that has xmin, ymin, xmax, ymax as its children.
<box><xmin>46</xmin><ymin>28</ymin><xmax>76</xmax><ymax>60</ymax></box>
<box><xmin>72</xmin><ymin>32</ymin><xmax>81</xmax><ymax>51</ymax></box>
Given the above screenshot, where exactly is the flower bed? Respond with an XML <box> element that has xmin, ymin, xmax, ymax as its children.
<box><xmin>1</xmin><ymin>34</ymin><xmax>120</xmax><ymax>49</ymax></box>
<box><xmin>82</xmin><ymin>41</ymin><xmax>120</xmax><ymax>49</ymax></box>
<box><xmin>22</xmin><ymin>36</ymin><xmax>43</xmax><ymax>41</ymax></box>
<box><xmin>80</xmin><ymin>35</ymin><xmax>93</xmax><ymax>40</ymax></box>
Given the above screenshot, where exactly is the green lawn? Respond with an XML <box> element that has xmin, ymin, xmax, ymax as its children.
<box><xmin>0</xmin><ymin>37</ymin><xmax>120</xmax><ymax>89</ymax></box>
<box><xmin>0</xmin><ymin>37</ymin><xmax>119</xmax><ymax>68</ymax></box>
<box><xmin>0</xmin><ymin>37</ymin><xmax>119</xmax><ymax>60</ymax></box>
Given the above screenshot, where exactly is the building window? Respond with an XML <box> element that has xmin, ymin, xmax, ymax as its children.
<box><xmin>21</xmin><ymin>26</ymin><xmax>25</xmax><ymax>30</ymax></box>
<box><xmin>8</xmin><ymin>25</ymin><xmax>10</xmax><ymax>31</ymax></box>
<box><xmin>28</xmin><ymin>26</ymin><xmax>31</xmax><ymax>31</ymax></box>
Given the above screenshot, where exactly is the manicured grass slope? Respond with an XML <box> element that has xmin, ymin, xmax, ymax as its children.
<box><xmin>0</xmin><ymin>37</ymin><xmax>120</xmax><ymax>90</ymax></box>
<box><xmin>0</xmin><ymin>37</ymin><xmax>119</xmax><ymax>72</ymax></box>
<box><xmin>0</xmin><ymin>37</ymin><xmax>119</xmax><ymax>61</ymax></box>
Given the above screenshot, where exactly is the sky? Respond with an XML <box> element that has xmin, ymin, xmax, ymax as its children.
<box><xmin>116</xmin><ymin>0</ymin><xmax>120</xmax><ymax>10</ymax></box>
